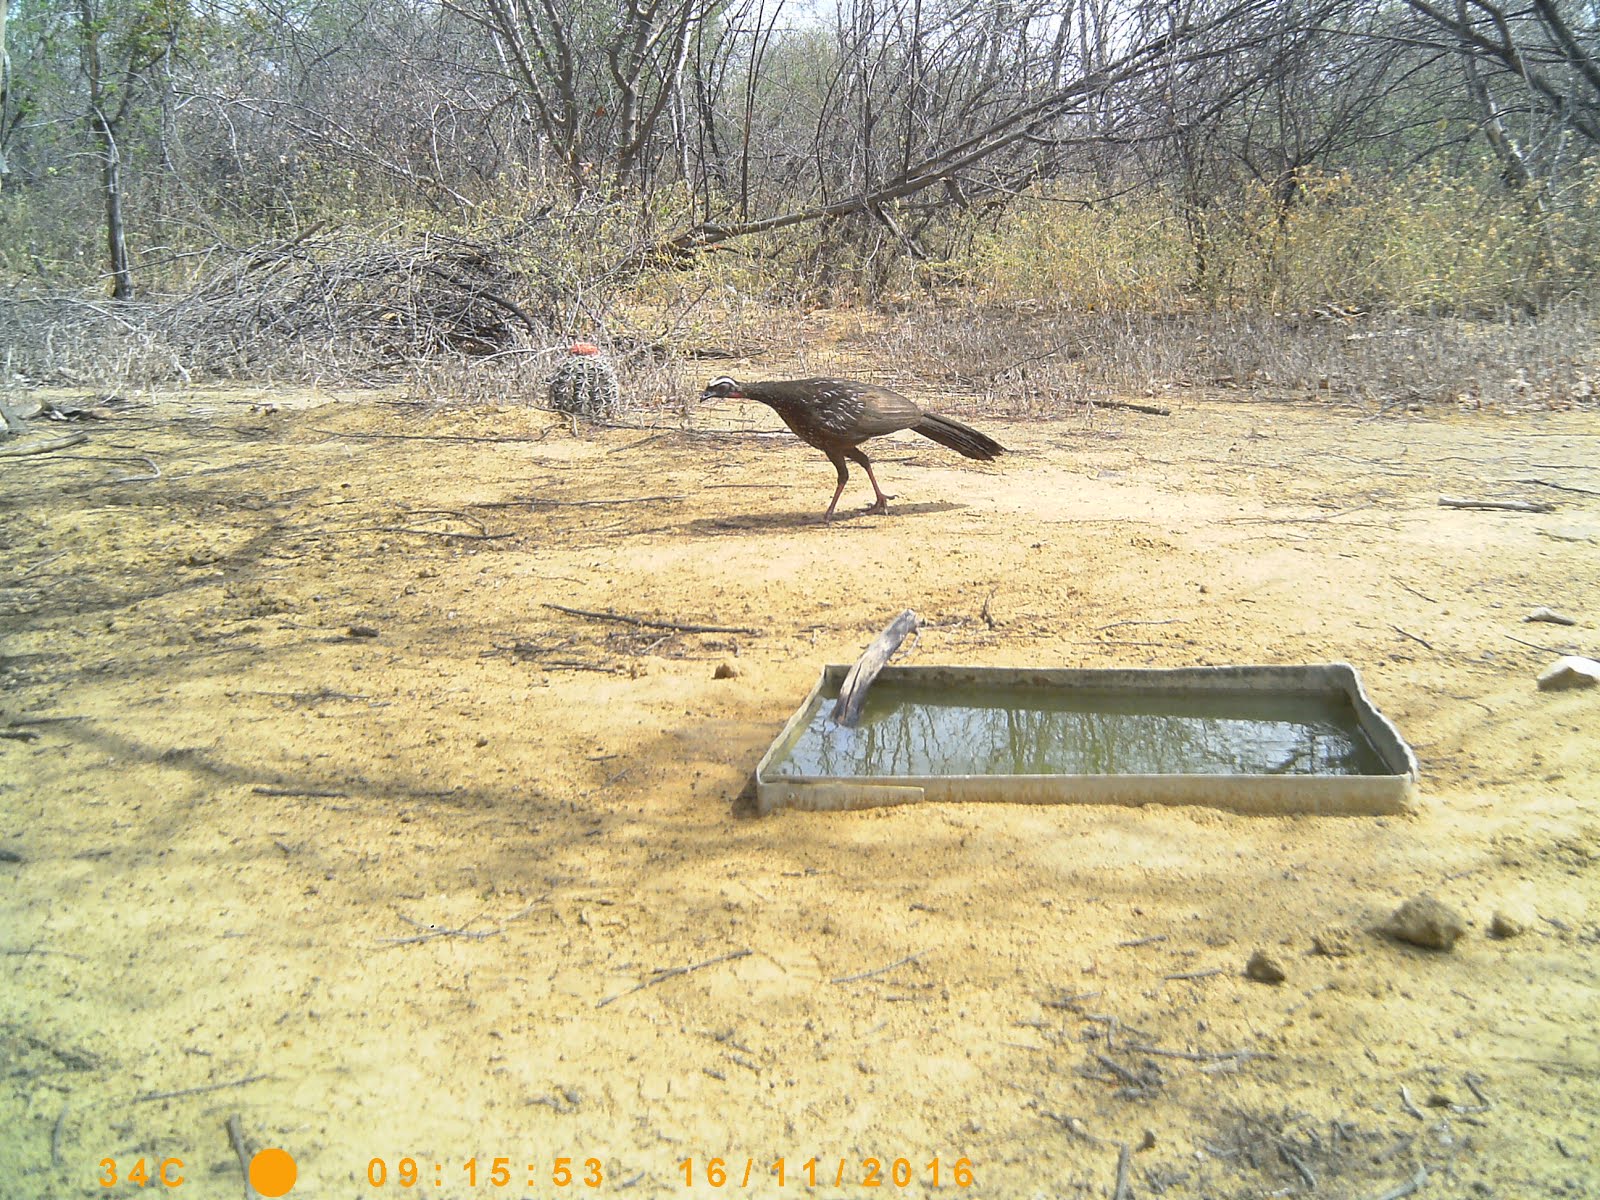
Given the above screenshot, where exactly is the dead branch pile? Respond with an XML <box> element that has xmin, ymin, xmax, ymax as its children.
<box><xmin>0</xmin><ymin>230</ymin><xmax>558</xmax><ymax>385</ymax></box>
<box><xmin>170</xmin><ymin>230</ymin><xmax>548</xmax><ymax>361</ymax></box>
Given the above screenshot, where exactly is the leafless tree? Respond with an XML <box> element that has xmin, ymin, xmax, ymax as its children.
<box><xmin>1401</xmin><ymin>0</ymin><xmax>1600</xmax><ymax>179</ymax></box>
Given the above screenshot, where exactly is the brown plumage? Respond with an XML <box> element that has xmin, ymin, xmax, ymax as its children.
<box><xmin>700</xmin><ymin>375</ymin><xmax>1005</xmax><ymax>520</ymax></box>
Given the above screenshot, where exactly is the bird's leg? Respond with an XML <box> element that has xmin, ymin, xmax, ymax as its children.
<box><xmin>823</xmin><ymin>450</ymin><xmax>851</xmax><ymax>522</ymax></box>
<box><xmin>847</xmin><ymin>447</ymin><xmax>893</xmax><ymax>514</ymax></box>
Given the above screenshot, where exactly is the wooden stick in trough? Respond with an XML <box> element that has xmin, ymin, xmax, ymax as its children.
<box><xmin>832</xmin><ymin>610</ymin><xmax>920</xmax><ymax>727</ymax></box>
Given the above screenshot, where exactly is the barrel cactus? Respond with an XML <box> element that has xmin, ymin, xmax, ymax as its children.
<box><xmin>548</xmin><ymin>342</ymin><xmax>620</xmax><ymax>417</ymax></box>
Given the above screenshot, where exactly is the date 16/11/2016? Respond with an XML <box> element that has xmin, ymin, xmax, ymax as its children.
<box><xmin>679</xmin><ymin>1158</ymin><xmax>975</xmax><ymax>1188</ymax></box>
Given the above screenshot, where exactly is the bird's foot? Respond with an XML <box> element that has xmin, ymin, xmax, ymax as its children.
<box><xmin>864</xmin><ymin>495</ymin><xmax>893</xmax><ymax>515</ymax></box>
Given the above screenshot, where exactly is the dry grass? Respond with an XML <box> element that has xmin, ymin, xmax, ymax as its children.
<box><xmin>859</xmin><ymin>304</ymin><xmax>1598</xmax><ymax>416</ymax></box>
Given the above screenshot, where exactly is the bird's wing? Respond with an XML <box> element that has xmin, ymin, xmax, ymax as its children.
<box><xmin>837</xmin><ymin>382</ymin><xmax>925</xmax><ymax>436</ymax></box>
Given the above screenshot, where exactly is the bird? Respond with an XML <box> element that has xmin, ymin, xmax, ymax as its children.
<box><xmin>699</xmin><ymin>375</ymin><xmax>1005</xmax><ymax>521</ymax></box>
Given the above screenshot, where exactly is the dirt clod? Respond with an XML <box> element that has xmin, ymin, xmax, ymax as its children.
<box><xmin>1311</xmin><ymin>927</ymin><xmax>1360</xmax><ymax>957</ymax></box>
<box><xmin>1489</xmin><ymin>910</ymin><xmax>1528</xmax><ymax>939</ymax></box>
<box><xmin>714</xmin><ymin>661</ymin><xmax>740</xmax><ymax>679</ymax></box>
<box><xmin>1380</xmin><ymin>894</ymin><xmax>1467</xmax><ymax>951</ymax></box>
<box><xmin>1245</xmin><ymin>949</ymin><xmax>1286</xmax><ymax>984</ymax></box>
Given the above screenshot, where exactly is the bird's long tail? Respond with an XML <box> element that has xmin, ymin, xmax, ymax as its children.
<box><xmin>912</xmin><ymin>413</ymin><xmax>1005</xmax><ymax>461</ymax></box>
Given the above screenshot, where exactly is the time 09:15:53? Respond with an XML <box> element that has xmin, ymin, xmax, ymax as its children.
<box><xmin>367</xmin><ymin>1157</ymin><xmax>603</xmax><ymax>1188</ymax></box>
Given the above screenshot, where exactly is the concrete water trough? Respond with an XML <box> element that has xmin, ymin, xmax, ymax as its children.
<box><xmin>754</xmin><ymin>662</ymin><xmax>1418</xmax><ymax>816</ymax></box>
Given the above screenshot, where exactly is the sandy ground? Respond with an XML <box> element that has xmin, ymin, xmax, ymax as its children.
<box><xmin>1</xmin><ymin>361</ymin><xmax>1598</xmax><ymax>1200</ymax></box>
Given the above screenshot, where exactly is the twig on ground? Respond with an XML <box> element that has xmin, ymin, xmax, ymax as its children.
<box><xmin>1042</xmin><ymin>990</ymin><xmax>1101</xmax><ymax>1009</ymax></box>
<box><xmin>596</xmin><ymin>948</ymin><xmax>753</xmax><ymax>1008</ymax></box>
<box><xmin>251</xmin><ymin>786</ymin><xmax>349</xmax><ymax>799</ymax></box>
<box><xmin>1368</xmin><ymin>1166</ymin><xmax>1428</xmax><ymax>1200</ymax></box>
<box><xmin>1396</xmin><ymin>580</ymin><xmax>1437</xmax><ymax>603</ymax></box>
<box><xmin>1504</xmin><ymin>633</ymin><xmax>1575</xmax><ymax>655</ymax></box>
<box><xmin>542</xmin><ymin>602</ymin><xmax>762</xmax><ymax>636</ymax></box>
<box><xmin>3</xmin><ymin>945</ymin><xmax>87</xmax><ymax>960</ymax></box>
<box><xmin>52</xmin><ymin>1104</ymin><xmax>69</xmax><ymax>1166</ymax></box>
<box><xmin>312</xmin><ymin>428</ymin><xmax>557</xmax><ymax>444</ymax></box>
<box><xmin>1162</xmin><ymin>968</ymin><xmax>1224</xmax><ymax>981</ymax></box>
<box><xmin>1117</xmin><ymin>934</ymin><xmax>1167</xmax><ymax>948</ymax></box>
<box><xmin>0</xmin><ymin>433</ymin><xmax>90</xmax><ymax>457</ymax></box>
<box><xmin>1040</xmin><ymin>1110</ymin><xmax>1101</xmax><ymax>1143</ymax></box>
<box><xmin>831</xmin><ymin>951</ymin><xmax>925</xmax><ymax>985</ymax></box>
<box><xmin>1225</xmin><ymin>503</ymin><xmax>1375</xmax><ymax>525</ymax></box>
<box><xmin>1111</xmin><ymin>1141</ymin><xmax>1132</xmax><ymax>1200</ymax></box>
<box><xmin>226</xmin><ymin>1114</ymin><xmax>264</xmax><ymax>1200</ymax></box>
<box><xmin>1507</xmin><ymin>478</ymin><xmax>1600</xmax><ymax>497</ymax></box>
<box><xmin>1399</xmin><ymin>1084</ymin><xmax>1426</xmax><ymax>1120</ymax></box>
<box><xmin>134</xmin><ymin>1074</ymin><xmax>268</xmax><ymax>1103</ymax></box>
<box><xmin>1084</xmin><ymin>1013</ymin><xmax>1121</xmax><ymax>1049</ymax></box>
<box><xmin>1089</xmin><ymin>398</ymin><xmax>1171</xmax><ymax>417</ymax></box>
<box><xmin>1281</xmin><ymin>1145</ymin><xmax>1317</xmax><ymax>1188</ymax></box>
<box><xmin>1439</xmin><ymin>496</ymin><xmax>1554</xmax><ymax>513</ymax></box>
<box><xmin>1125</xmin><ymin>1042</ymin><xmax>1258</xmax><ymax>1063</ymax></box>
<box><xmin>109</xmin><ymin>456</ymin><xmax>161</xmax><ymax>483</ymax></box>
<box><xmin>1391</xmin><ymin>625</ymin><xmax>1435</xmax><ymax>650</ymax></box>
<box><xmin>1092</xmin><ymin>1053</ymin><xmax>1143</xmax><ymax>1088</ymax></box>
<box><xmin>12</xmin><ymin>551</ymin><xmax>67</xmax><ymax>582</ymax></box>
<box><xmin>378</xmin><ymin>900</ymin><xmax>544</xmax><ymax>946</ymax></box>
<box><xmin>471</xmin><ymin>495</ymin><xmax>685</xmax><ymax>508</ymax></box>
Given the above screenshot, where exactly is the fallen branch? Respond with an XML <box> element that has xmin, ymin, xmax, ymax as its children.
<box><xmin>1439</xmin><ymin>496</ymin><xmax>1554</xmax><ymax>513</ymax></box>
<box><xmin>833</xmin><ymin>610</ymin><xmax>919</xmax><ymax>726</ymax></box>
<box><xmin>1161</xmin><ymin>968</ymin><xmax>1225</xmax><ymax>982</ymax></box>
<box><xmin>0</xmin><ymin>433</ymin><xmax>90</xmax><ymax>457</ymax></box>
<box><xmin>542</xmin><ymin>602</ymin><xmax>762</xmax><ymax>636</ymax></box>
<box><xmin>596</xmin><ymin>948</ymin><xmax>753</xmax><ymax>1008</ymax></box>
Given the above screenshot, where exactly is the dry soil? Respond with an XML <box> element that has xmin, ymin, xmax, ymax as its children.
<box><xmin>1</xmin><ymin>360</ymin><xmax>1598</xmax><ymax>1200</ymax></box>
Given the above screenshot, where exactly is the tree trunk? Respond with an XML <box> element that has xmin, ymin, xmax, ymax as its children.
<box><xmin>92</xmin><ymin>112</ymin><xmax>134</xmax><ymax>299</ymax></box>
<box><xmin>0</xmin><ymin>0</ymin><xmax>10</xmax><ymax>184</ymax></box>
<box><xmin>78</xmin><ymin>0</ymin><xmax>133</xmax><ymax>298</ymax></box>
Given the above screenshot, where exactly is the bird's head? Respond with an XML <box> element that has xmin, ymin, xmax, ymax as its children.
<box><xmin>700</xmin><ymin>375</ymin><xmax>745</xmax><ymax>401</ymax></box>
